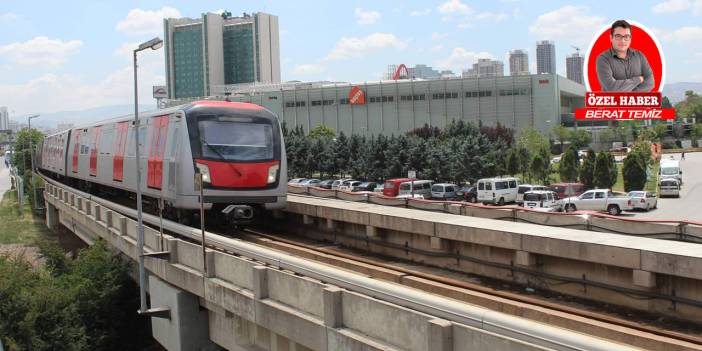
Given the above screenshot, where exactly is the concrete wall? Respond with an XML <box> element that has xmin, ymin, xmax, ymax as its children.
<box><xmin>43</xmin><ymin>183</ymin><xmax>553</xmax><ymax>351</ymax></box>
<box><xmin>280</xmin><ymin>194</ymin><xmax>702</xmax><ymax>323</ymax></box>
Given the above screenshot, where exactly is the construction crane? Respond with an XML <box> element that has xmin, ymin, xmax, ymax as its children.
<box><xmin>571</xmin><ymin>45</ymin><xmax>581</xmax><ymax>56</ymax></box>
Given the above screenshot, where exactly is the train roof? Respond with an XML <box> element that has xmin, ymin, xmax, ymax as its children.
<box><xmin>44</xmin><ymin>100</ymin><xmax>269</xmax><ymax>138</ymax></box>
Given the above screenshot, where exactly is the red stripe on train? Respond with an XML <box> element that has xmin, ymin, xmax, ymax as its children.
<box><xmin>194</xmin><ymin>159</ymin><xmax>279</xmax><ymax>188</ymax></box>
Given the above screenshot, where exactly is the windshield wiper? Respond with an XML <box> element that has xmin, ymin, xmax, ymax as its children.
<box><xmin>200</xmin><ymin>139</ymin><xmax>243</xmax><ymax>177</ymax></box>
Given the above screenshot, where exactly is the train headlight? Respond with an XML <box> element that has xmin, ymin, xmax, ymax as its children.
<box><xmin>195</xmin><ymin>163</ymin><xmax>211</xmax><ymax>183</ymax></box>
<box><xmin>267</xmin><ymin>164</ymin><xmax>279</xmax><ymax>184</ymax></box>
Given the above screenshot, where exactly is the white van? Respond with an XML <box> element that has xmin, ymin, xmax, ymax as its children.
<box><xmin>399</xmin><ymin>180</ymin><xmax>434</xmax><ymax>198</ymax></box>
<box><xmin>659</xmin><ymin>178</ymin><xmax>680</xmax><ymax>197</ymax></box>
<box><xmin>477</xmin><ymin>177</ymin><xmax>519</xmax><ymax>205</ymax></box>
<box><xmin>659</xmin><ymin>158</ymin><xmax>682</xmax><ymax>185</ymax></box>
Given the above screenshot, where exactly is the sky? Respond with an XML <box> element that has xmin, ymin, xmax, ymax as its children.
<box><xmin>1</xmin><ymin>0</ymin><xmax>701</xmax><ymax>118</ymax></box>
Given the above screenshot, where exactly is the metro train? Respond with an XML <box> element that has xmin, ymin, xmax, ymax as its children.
<box><xmin>37</xmin><ymin>100</ymin><xmax>287</xmax><ymax>224</ymax></box>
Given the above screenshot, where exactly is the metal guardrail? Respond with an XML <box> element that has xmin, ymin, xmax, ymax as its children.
<box><xmin>288</xmin><ymin>185</ymin><xmax>702</xmax><ymax>243</ymax></box>
<box><xmin>42</xmin><ymin>175</ymin><xmax>640</xmax><ymax>351</ymax></box>
<box><xmin>9</xmin><ymin>166</ymin><xmax>24</xmax><ymax>209</ymax></box>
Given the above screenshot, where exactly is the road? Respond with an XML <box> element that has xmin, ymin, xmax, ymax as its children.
<box><xmin>0</xmin><ymin>161</ymin><xmax>10</xmax><ymax>199</ymax></box>
<box><xmin>631</xmin><ymin>152</ymin><xmax>702</xmax><ymax>222</ymax></box>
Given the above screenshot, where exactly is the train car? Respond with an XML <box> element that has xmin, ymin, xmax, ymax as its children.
<box><xmin>38</xmin><ymin>100</ymin><xmax>287</xmax><ymax>224</ymax></box>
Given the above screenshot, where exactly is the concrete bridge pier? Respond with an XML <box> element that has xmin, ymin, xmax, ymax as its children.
<box><xmin>45</xmin><ymin>200</ymin><xmax>59</xmax><ymax>231</ymax></box>
<box><xmin>149</xmin><ymin>275</ymin><xmax>218</xmax><ymax>351</ymax></box>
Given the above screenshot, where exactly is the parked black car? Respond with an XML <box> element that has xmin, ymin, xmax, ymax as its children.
<box><xmin>352</xmin><ymin>182</ymin><xmax>378</xmax><ymax>192</ymax></box>
<box><xmin>317</xmin><ymin>179</ymin><xmax>336</xmax><ymax>189</ymax></box>
<box><xmin>456</xmin><ymin>186</ymin><xmax>477</xmax><ymax>203</ymax></box>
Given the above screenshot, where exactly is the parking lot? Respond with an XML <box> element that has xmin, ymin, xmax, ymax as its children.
<box><xmin>627</xmin><ymin>152</ymin><xmax>701</xmax><ymax>222</ymax></box>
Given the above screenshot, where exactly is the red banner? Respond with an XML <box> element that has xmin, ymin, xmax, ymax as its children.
<box><xmin>575</xmin><ymin>107</ymin><xmax>675</xmax><ymax>120</ymax></box>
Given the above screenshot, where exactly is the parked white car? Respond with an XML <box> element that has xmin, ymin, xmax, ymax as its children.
<box><xmin>399</xmin><ymin>180</ymin><xmax>434</xmax><ymax>198</ymax></box>
<box><xmin>298</xmin><ymin>179</ymin><xmax>321</xmax><ymax>187</ymax></box>
<box><xmin>477</xmin><ymin>177</ymin><xmax>519</xmax><ymax>205</ymax></box>
<box><xmin>331</xmin><ymin>178</ymin><xmax>354</xmax><ymax>190</ymax></box>
<box><xmin>563</xmin><ymin>189</ymin><xmax>633</xmax><ymax>215</ymax></box>
<box><xmin>288</xmin><ymin>178</ymin><xmax>308</xmax><ymax>185</ymax></box>
<box><xmin>627</xmin><ymin>191</ymin><xmax>657</xmax><ymax>210</ymax></box>
<box><xmin>522</xmin><ymin>190</ymin><xmax>563</xmax><ymax>212</ymax></box>
<box><xmin>658</xmin><ymin>178</ymin><xmax>680</xmax><ymax>198</ymax></box>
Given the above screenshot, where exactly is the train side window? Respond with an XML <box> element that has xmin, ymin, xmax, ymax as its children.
<box><xmin>169</xmin><ymin>125</ymin><xmax>179</xmax><ymax>159</ymax></box>
<box><xmin>127</xmin><ymin>128</ymin><xmax>135</xmax><ymax>156</ymax></box>
<box><xmin>101</xmin><ymin>130</ymin><xmax>114</xmax><ymax>155</ymax></box>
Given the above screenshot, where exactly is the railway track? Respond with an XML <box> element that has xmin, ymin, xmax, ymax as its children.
<box><xmin>237</xmin><ymin>227</ymin><xmax>702</xmax><ymax>351</ymax></box>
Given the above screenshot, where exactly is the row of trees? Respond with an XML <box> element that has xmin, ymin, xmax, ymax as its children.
<box><xmin>0</xmin><ymin>241</ymin><xmax>152</xmax><ymax>350</ymax></box>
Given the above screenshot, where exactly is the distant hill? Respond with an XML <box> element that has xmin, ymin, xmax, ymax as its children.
<box><xmin>663</xmin><ymin>82</ymin><xmax>702</xmax><ymax>103</ymax></box>
<box><xmin>32</xmin><ymin>104</ymin><xmax>156</xmax><ymax>128</ymax></box>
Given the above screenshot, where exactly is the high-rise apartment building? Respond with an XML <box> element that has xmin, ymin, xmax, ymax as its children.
<box><xmin>0</xmin><ymin>107</ymin><xmax>8</xmax><ymax>131</ymax></box>
<box><xmin>566</xmin><ymin>52</ymin><xmax>584</xmax><ymax>84</ymax></box>
<box><xmin>536</xmin><ymin>40</ymin><xmax>556</xmax><ymax>74</ymax></box>
<box><xmin>462</xmin><ymin>58</ymin><xmax>504</xmax><ymax>78</ymax></box>
<box><xmin>164</xmin><ymin>12</ymin><xmax>280</xmax><ymax>99</ymax></box>
<box><xmin>509</xmin><ymin>49</ymin><xmax>529</xmax><ymax>76</ymax></box>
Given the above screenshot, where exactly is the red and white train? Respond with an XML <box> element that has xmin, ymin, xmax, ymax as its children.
<box><xmin>37</xmin><ymin>100</ymin><xmax>287</xmax><ymax>224</ymax></box>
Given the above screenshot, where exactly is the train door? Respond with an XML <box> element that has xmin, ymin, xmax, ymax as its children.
<box><xmin>147</xmin><ymin>115</ymin><xmax>169</xmax><ymax>189</ymax></box>
<box><xmin>89</xmin><ymin>126</ymin><xmax>101</xmax><ymax>176</ymax></box>
<box><xmin>71</xmin><ymin>131</ymin><xmax>81</xmax><ymax>173</ymax></box>
<box><xmin>113</xmin><ymin>122</ymin><xmax>129</xmax><ymax>181</ymax></box>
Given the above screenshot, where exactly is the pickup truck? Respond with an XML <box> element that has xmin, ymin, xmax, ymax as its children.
<box><xmin>563</xmin><ymin>189</ymin><xmax>633</xmax><ymax>215</ymax></box>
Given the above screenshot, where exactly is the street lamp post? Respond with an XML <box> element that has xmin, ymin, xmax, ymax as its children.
<box><xmin>133</xmin><ymin>37</ymin><xmax>167</xmax><ymax>317</ymax></box>
<box><xmin>27</xmin><ymin>114</ymin><xmax>39</xmax><ymax>209</ymax></box>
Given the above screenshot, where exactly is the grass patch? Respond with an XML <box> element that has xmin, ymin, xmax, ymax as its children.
<box><xmin>0</xmin><ymin>190</ymin><xmax>52</xmax><ymax>245</ymax></box>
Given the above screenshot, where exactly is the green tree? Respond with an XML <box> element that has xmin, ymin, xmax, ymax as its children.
<box><xmin>691</xmin><ymin>124</ymin><xmax>702</xmax><ymax>146</ymax></box>
<box><xmin>559</xmin><ymin>146</ymin><xmax>580</xmax><ymax>182</ymax></box>
<box><xmin>662</xmin><ymin>96</ymin><xmax>673</xmax><ymax>109</ymax></box>
<box><xmin>593</xmin><ymin>152</ymin><xmax>615</xmax><ymax>189</ymax></box>
<box><xmin>599</xmin><ymin>129</ymin><xmax>615</xmax><ymax>144</ymax></box>
<box><xmin>332</xmin><ymin>132</ymin><xmax>349</xmax><ymax>177</ymax></box>
<box><xmin>622</xmin><ymin>151</ymin><xmax>647</xmax><ymax>192</ymax></box>
<box><xmin>308</xmin><ymin>124</ymin><xmax>336</xmax><ymax>139</ymax></box>
<box><xmin>579</xmin><ymin>149</ymin><xmax>596</xmax><ymax>189</ymax></box>
<box><xmin>570</xmin><ymin>129</ymin><xmax>592</xmax><ymax>149</ymax></box>
<box><xmin>552</xmin><ymin>125</ymin><xmax>571</xmax><ymax>152</ymax></box>
<box><xmin>530</xmin><ymin>153</ymin><xmax>548</xmax><ymax>185</ymax></box>
<box><xmin>607</xmin><ymin>152</ymin><xmax>618</xmax><ymax>187</ymax></box>
<box><xmin>12</xmin><ymin>128</ymin><xmax>44</xmax><ymax>176</ymax></box>
<box><xmin>505</xmin><ymin>149</ymin><xmax>520</xmax><ymax>176</ymax></box>
<box><xmin>653</xmin><ymin>123</ymin><xmax>668</xmax><ymax>141</ymax></box>
<box><xmin>675</xmin><ymin>90</ymin><xmax>702</xmax><ymax>121</ymax></box>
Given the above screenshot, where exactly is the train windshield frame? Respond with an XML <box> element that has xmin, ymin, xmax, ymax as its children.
<box><xmin>186</xmin><ymin>108</ymin><xmax>281</xmax><ymax>163</ymax></box>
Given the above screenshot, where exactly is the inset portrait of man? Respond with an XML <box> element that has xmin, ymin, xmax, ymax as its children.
<box><xmin>596</xmin><ymin>20</ymin><xmax>654</xmax><ymax>92</ymax></box>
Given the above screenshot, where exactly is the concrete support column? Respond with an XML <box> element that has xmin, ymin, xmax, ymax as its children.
<box><xmin>58</xmin><ymin>189</ymin><xmax>63</xmax><ymax>202</ymax></box>
<box><xmin>205</xmin><ymin>249</ymin><xmax>215</xmax><ymax>278</ymax></box>
<box><xmin>77</xmin><ymin>198</ymin><xmax>83</xmax><ymax>212</ymax></box>
<box><xmin>85</xmin><ymin>201</ymin><xmax>91</xmax><ymax>216</ymax></box>
<box><xmin>252</xmin><ymin>266</ymin><xmax>269</xmax><ymax>299</ymax></box>
<box><xmin>45</xmin><ymin>201</ymin><xmax>59</xmax><ymax>231</ymax></box>
<box><xmin>633</xmin><ymin>270</ymin><xmax>656</xmax><ymax>288</ymax></box>
<box><xmin>167</xmin><ymin>238</ymin><xmax>179</xmax><ymax>264</ymax></box>
<box><xmin>70</xmin><ymin>194</ymin><xmax>75</xmax><ymax>207</ymax></box>
<box><xmin>303</xmin><ymin>214</ymin><xmax>314</xmax><ymax>225</ymax></box>
<box><xmin>323</xmin><ymin>286</ymin><xmax>343</xmax><ymax>328</ymax></box>
<box><xmin>105</xmin><ymin>210</ymin><xmax>114</xmax><ymax>229</ymax></box>
<box><xmin>119</xmin><ymin>216</ymin><xmax>128</xmax><ymax>237</ymax></box>
<box><xmin>366</xmin><ymin>225</ymin><xmax>378</xmax><ymax>238</ymax></box>
<box><xmin>94</xmin><ymin>205</ymin><xmax>101</xmax><ymax>222</ymax></box>
<box><xmin>514</xmin><ymin>250</ymin><xmax>537</xmax><ymax>266</ymax></box>
<box><xmin>326</xmin><ymin>218</ymin><xmax>336</xmax><ymax>231</ymax></box>
<box><xmin>430</xmin><ymin>236</ymin><xmax>448</xmax><ymax>250</ymax></box>
<box><xmin>427</xmin><ymin>319</ymin><xmax>453</xmax><ymax>351</ymax></box>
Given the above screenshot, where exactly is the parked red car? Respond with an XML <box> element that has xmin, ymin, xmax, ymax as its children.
<box><xmin>548</xmin><ymin>182</ymin><xmax>586</xmax><ymax>198</ymax></box>
<box><xmin>382</xmin><ymin>178</ymin><xmax>415</xmax><ymax>197</ymax></box>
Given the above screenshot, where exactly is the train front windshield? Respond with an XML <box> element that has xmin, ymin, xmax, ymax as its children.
<box><xmin>198</xmin><ymin>117</ymin><xmax>274</xmax><ymax>161</ymax></box>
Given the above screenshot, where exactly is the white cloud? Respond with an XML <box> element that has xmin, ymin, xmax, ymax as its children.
<box><xmin>435</xmin><ymin>48</ymin><xmax>494</xmax><ymax>72</ymax></box>
<box><xmin>326</xmin><ymin>33</ymin><xmax>408</xmax><ymax>60</ymax></box>
<box><xmin>355</xmin><ymin>8</ymin><xmax>381</xmax><ymax>25</ymax></box>
<box><xmin>528</xmin><ymin>6</ymin><xmax>606</xmax><ymax>47</ymax></box>
<box><xmin>410</xmin><ymin>9</ymin><xmax>431</xmax><ymax>16</ymax></box>
<box><xmin>695</xmin><ymin>0</ymin><xmax>702</xmax><ymax>15</ymax></box>
<box><xmin>115</xmin><ymin>6</ymin><xmax>181</xmax><ymax>36</ymax></box>
<box><xmin>437</xmin><ymin>0</ymin><xmax>473</xmax><ymax>15</ymax></box>
<box><xmin>293</xmin><ymin>63</ymin><xmax>326</xmax><ymax>75</ymax></box>
<box><xmin>473</xmin><ymin>12</ymin><xmax>509</xmax><ymax>21</ymax></box>
<box><xmin>431</xmin><ymin>45</ymin><xmax>444</xmax><ymax>52</ymax></box>
<box><xmin>0</xmin><ymin>12</ymin><xmax>20</xmax><ymax>23</ymax></box>
<box><xmin>211</xmin><ymin>9</ymin><xmax>225</xmax><ymax>15</ymax></box>
<box><xmin>658</xmin><ymin>26</ymin><xmax>702</xmax><ymax>44</ymax></box>
<box><xmin>652</xmin><ymin>0</ymin><xmax>691</xmax><ymax>13</ymax></box>
<box><xmin>432</xmin><ymin>32</ymin><xmax>448</xmax><ymax>40</ymax></box>
<box><xmin>0</xmin><ymin>36</ymin><xmax>82</xmax><ymax>66</ymax></box>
